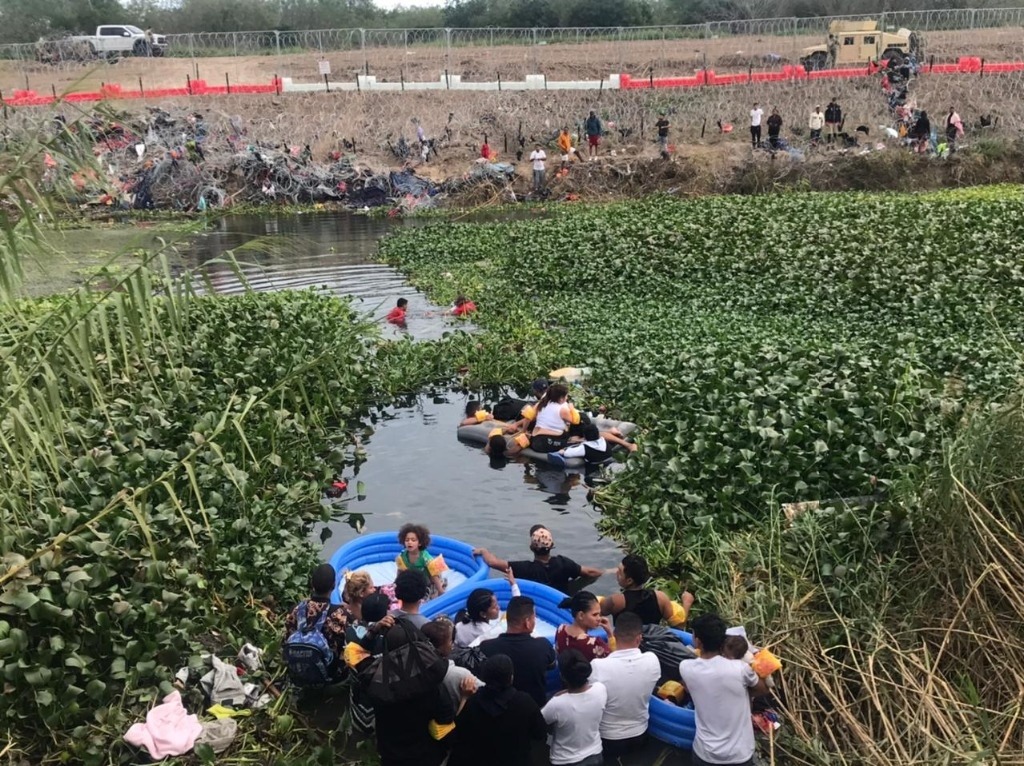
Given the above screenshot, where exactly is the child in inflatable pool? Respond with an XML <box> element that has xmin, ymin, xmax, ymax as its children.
<box><xmin>395</xmin><ymin>523</ymin><xmax>448</xmax><ymax>598</ymax></box>
<box><xmin>459</xmin><ymin>400</ymin><xmax>495</xmax><ymax>427</ymax></box>
<box><xmin>454</xmin><ymin>569</ymin><xmax>521</xmax><ymax>647</ymax></box>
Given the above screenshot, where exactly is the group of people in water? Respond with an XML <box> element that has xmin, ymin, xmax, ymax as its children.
<box><xmin>385</xmin><ymin>296</ymin><xmax>477</xmax><ymax>327</ymax></box>
<box><xmin>459</xmin><ymin>379</ymin><xmax>638</xmax><ymax>466</ymax></box>
<box><xmin>285</xmin><ymin>522</ymin><xmax>778</xmax><ymax>766</ymax></box>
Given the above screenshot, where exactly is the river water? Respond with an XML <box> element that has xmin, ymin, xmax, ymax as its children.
<box><xmin>185</xmin><ymin>211</ymin><xmax>624</xmax><ymax>594</ymax></box>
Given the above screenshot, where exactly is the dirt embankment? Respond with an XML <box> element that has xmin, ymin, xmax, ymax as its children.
<box><xmin>10</xmin><ymin>74</ymin><xmax>1022</xmax><ymax>211</ymax></box>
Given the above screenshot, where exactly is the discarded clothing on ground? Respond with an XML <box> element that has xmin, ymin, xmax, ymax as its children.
<box><xmin>196</xmin><ymin>718</ymin><xmax>239</xmax><ymax>753</ymax></box>
<box><xmin>200</xmin><ymin>654</ymin><xmax>248</xmax><ymax>707</ymax></box>
<box><xmin>123</xmin><ymin>690</ymin><xmax>203</xmax><ymax>759</ymax></box>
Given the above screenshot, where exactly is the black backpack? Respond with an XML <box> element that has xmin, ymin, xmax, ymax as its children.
<box><xmin>450</xmin><ymin>644</ymin><xmax>488</xmax><ymax>675</ymax></box>
<box><xmin>640</xmin><ymin>625</ymin><xmax>698</xmax><ymax>684</ymax></box>
<box><xmin>492</xmin><ymin>397</ymin><xmax>530</xmax><ymax>422</ymax></box>
<box><xmin>358</xmin><ymin>618</ymin><xmax>448</xmax><ymax>706</ymax></box>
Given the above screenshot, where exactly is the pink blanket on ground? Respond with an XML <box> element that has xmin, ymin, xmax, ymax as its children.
<box><xmin>124</xmin><ymin>690</ymin><xmax>203</xmax><ymax>759</ymax></box>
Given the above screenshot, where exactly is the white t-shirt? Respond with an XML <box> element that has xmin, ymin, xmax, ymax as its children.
<box><xmin>590</xmin><ymin>648</ymin><xmax>661</xmax><ymax>740</ymax></box>
<box><xmin>542</xmin><ymin>683</ymin><xmax>608</xmax><ymax>765</ymax></box>
<box><xmin>439</xmin><ymin>660</ymin><xmax>482</xmax><ymax>711</ymax></box>
<box><xmin>530</xmin><ymin>150</ymin><xmax>547</xmax><ymax>171</ymax></box>
<box><xmin>750</xmin><ymin>108</ymin><xmax>764</xmax><ymax>127</ymax></box>
<box><xmin>679</xmin><ymin>656</ymin><xmax>759</xmax><ymax>765</ymax></box>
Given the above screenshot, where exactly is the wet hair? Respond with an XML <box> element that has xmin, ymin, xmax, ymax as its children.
<box><xmin>343</xmin><ymin>570</ymin><xmax>373</xmax><ymax>604</ymax></box>
<box><xmin>531</xmin><ymin>378</ymin><xmax>550</xmax><ymax>395</ymax></box>
<box><xmin>465</xmin><ymin>401</ymin><xmax>482</xmax><ymax>417</ymax></box>
<box><xmin>396</xmin><ymin>298</ymin><xmax>408</xmax><ymax>308</ymax></box>
<box><xmin>421</xmin><ymin>618</ymin><xmax>456</xmax><ymax>651</ymax></box>
<box><xmin>398</xmin><ymin>523</ymin><xmax>430</xmax><ymax>549</ymax></box>
<box><xmin>582</xmin><ymin>423</ymin><xmax>600</xmax><ymax>442</ymax></box>
<box><xmin>529</xmin><ymin>524</ymin><xmax>549</xmax><ymax>536</ymax></box>
<box><xmin>479</xmin><ymin>654</ymin><xmax>514</xmax><ymax>689</ymax></box>
<box><xmin>723</xmin><ymin>635</ymin><xmax>749</xmax><ymax>660</ymax></box>
<box><xmin>506</xmin><ymin>595</ymin><xmax>535</xmax><ymax>626</ymax></box>
<box><xmin>458</xmin><ymin>588</ymin><xmax>496</xmax><ymax>625</ymax></box>
<box><xmin>394</xmin><ymin>569</ymin><xmax>429</xmax><ymax>604</ymax></box>
<box><xmin>691</xmin><ymin>613</ymin><xmax>728</xmax><ymax>653</ymax></box>
<box><xmin>558</xmin><ymin>648</ymin><xmax>593</xmax><ymax>690</ymax></box>
<box><xmin>487</xmin><ymin>434</ymin><xmax>507</xmax><ymax>457</ymax></box>
<box><xmin>311</xmin><ymin>563</ymin><xmax>336</xmax><ymax>595</ymax></box>
<box><xmin>454</xmin><ymin>295</ymin><xmax>468</xmax><ymax>306</ymax></box>
<box><xmin>613</xmin><ymin>611</ymin><xmax>643</xmax><ymax>642</ymax></box>
<box><xmin>537</xmin><ymin>383</ymin><xmax>569</xmax><ymax>412</ymax></box>
<box><xmin>620</xmin><ymin>554</ymin><xmax>651</xmax><ymax>587</ymax></box>
<box><xmin>361</xmin><ymin>592</ymin><xmax>391</xmax><ymax>623</ymax></box>
<box><xmin>558</xmin><ymin>590</ymin><xmax>599</xmax><ymax>621</ymax></box>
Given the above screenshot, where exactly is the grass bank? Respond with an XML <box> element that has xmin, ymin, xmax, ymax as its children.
<box><xmin>379</xmin><ymin>188</ymin><xmax>1024</xmax><ymax>764</ymax></box>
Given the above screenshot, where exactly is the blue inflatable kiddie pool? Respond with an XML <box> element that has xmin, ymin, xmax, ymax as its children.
<box><xmin>328</xmin><ymin>531</ymin><xmax>489</xmax><ymax>606</ymax></box>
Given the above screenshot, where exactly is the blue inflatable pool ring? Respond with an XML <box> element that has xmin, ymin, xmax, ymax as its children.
<box><xmin>328</xmin><ymin>531</ymin><xmax>489</xmax><ymax>606</ymax></box>
<box><xmin>424</xmin><ymin>577</ymin><xmax>696</xmax><ymax>748</ymax></box>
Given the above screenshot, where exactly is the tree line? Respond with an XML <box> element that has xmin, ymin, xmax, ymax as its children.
<box><xmin>0</xmin><ymin>0</ymin><xmax>1010</xmax><ymax>44</ymax></box>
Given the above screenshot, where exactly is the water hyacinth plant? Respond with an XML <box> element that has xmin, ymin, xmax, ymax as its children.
<box><xmin>380</xmin><ymin>191</ymin><xmax>1024</xmax><ymax>763</ymax></box>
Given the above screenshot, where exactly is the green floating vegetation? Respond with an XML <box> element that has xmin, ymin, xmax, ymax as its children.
<box><xmin>380</xmin><ymin>190</ymin><xmax>1024</xmax><ymax>579</ymax></box>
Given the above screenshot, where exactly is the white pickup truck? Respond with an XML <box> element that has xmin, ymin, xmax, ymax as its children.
<box><xmin>69</xmin><ymin>25</ymin><xmax>168</xmax><ymax>57</ymax></box>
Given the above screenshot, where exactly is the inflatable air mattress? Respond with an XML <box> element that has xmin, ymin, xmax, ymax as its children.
<box><xmin>457</xmin><ymin>416</ymin><xmax>637</xmax><ymax>468</ymax></box>
<box><xmin>328</xmin><ymin>531</ymin><xmax>489</xmax><ymax>606</ymax></box>
<box><xmin>424</xmin><ymin>577</ymin><xmax>697</xmax><ymax>748</ymax></box>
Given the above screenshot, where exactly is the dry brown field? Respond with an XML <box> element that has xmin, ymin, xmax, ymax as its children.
<box><xmin>2</xmin><ymin>26</ymin><xmax>1023</xmax><ymax>95</ymax></box>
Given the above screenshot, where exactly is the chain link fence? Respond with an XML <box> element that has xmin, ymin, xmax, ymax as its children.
<box><xmin>2</xmin><ymin>7</ymin><xmax>1024</xmax><ymax>93</ymax></box>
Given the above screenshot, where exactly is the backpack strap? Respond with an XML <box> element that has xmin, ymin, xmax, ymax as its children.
<box><xmin>296</xmin><ymin>600</ymin><xmax>310</xmax><ymax>632</ymax></box>
<box><xmin>296</xmin><ymin>600</ymin><xmax>332</xmax><ymax>634</ymax></box>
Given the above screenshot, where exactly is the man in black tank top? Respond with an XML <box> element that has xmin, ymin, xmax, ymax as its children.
<box><xmin>622</xmin><ymin>588</ymin><xmax>663</xmax><ymax>625</ymax></box>
<box><xmin>600</xmin><ymin>554</ymin><xmax>695</xmax><ymax>627</ymax></box>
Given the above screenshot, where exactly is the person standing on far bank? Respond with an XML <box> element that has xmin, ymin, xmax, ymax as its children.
<box><xmin>749</xmin><ymin>103</ymin><xmax>764</xmax><ymax>148</ymax></box>
<box><xmin>585</xmin><ymin>111</ymin><xmax>603</xmax><ymax>159</ymax></box>
<box><xmin>529</xmin><ymin>143</ymin><xmax>547</xmax><ymax>191</ymax></box>
<box><xmin>655</xmin><ymin>112</ymin><xmax>670</xmax><ymax>157</ymax></box>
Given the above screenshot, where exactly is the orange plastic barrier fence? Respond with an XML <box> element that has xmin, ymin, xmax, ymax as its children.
<box><xmin>2</xmin><ymin>78</ymin><xmax>281</xmax><ymax>107</ymax></box>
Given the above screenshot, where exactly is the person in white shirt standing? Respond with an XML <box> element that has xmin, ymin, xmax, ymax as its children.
<box><xmin>749</xmin><ymin>103</ymin><xmax>764</xmax><ymax>149</ymax></box>
<box><xmin>589</xmin><ymin>611</ymin><xmax>661</xmax><ymax>759</ymax></box>
<box><xmin>680</xmin><ymin>613</ymin><xmax>770</xmax><ymax>766</ymax></box>
<box><xmin>529</xmin><ymin>143</ymin><xmax>547</xmax><ymax>192</ymax></box>
<box><xmin>542</xmin><ymin>649</ymin><xmax>607</xmax><ymax>766</ymax></box>
<box><xmin>808</xmin><ymin>105</ymin><xmax>825</xmax><ymax>145</ymax></box>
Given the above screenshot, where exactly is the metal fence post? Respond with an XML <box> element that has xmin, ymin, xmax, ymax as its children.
<box><xmin>618</xmin><ymin>27</ymin><xmax>624</xmax><ymax>74</ymax></box>
<box><xmin>532</xmin><ymin>27</ymin><xmax>538</xmax><ymax>73</ymax></box>
<box><xmin>318</xmin><ymin>30</ymin><xmax>323</xmax><ymax>55</ymax></box>
<box><xmin>360</xmin><ymin>28</ymin><xmax>366</xmax><ymax>74</ymax></box>
<box><xmin>274</xmin><ymin>30</ymin><xmax>280</xmax><ymax>57</ymax></box>
<box><xmin>445</xmin><ymin>28</ymin><xmax>452</xmax><ymax>74</ymax></box>
<box><xmin>232</xmin><ymin>31</ymin><xmax>238</xmax><ymax>57</ymax></box>
<box><xmin>189</xmin><ymin>33</ymin><xmax>195</xmax><ymax>64</ymax></box>
<box><xmin>969</xmin><ymin>8</ymin><xmax>977</xmax><ymax>30</ymax></box>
